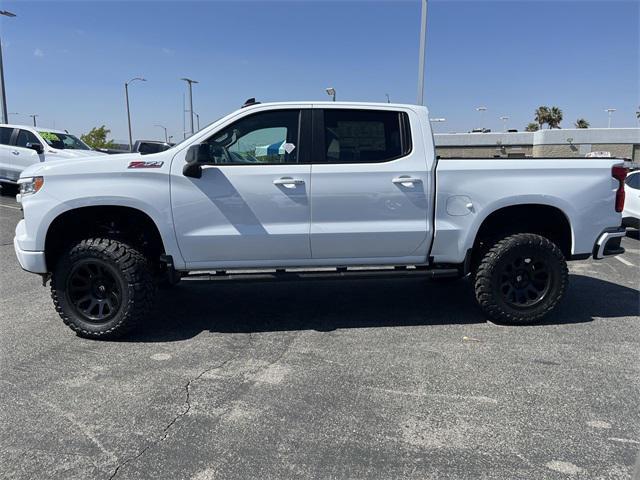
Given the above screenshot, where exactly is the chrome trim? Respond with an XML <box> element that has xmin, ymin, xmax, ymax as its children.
<box><xmin>594</xmin><ymin>228</ymin><xmax>626</xmax><ymax>260</ymax></box>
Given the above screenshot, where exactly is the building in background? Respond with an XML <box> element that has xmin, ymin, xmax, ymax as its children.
<box><xmin>435</xmin><ymin>128</ymin><xmax>640</xmax><ymax>160</ymax></box>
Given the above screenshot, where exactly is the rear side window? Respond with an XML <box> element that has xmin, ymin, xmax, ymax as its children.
<box><xmin>626</xmin><ymin>173</ymin><xmax>640</xmax><ymax>189</ymax></box>
<box><xmin>16</xmin><ymin>129</ymin><xmax>40</xmax><ymax>148</ymax></box>
<box><xmin>0</xmin><ymin>127</ymin><xmax>13</xmax><ymax>145</ymax></box>
<box><xmin>322</xmin><ymin>109</ymin><xmax>411</xmax><ymax>163</ymax></box>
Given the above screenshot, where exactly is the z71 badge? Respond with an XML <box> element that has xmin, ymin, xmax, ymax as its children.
<box><xmin>128</xmin><ymin>160</ymin><xmax>164</xmax><ymax>169</ymax></box>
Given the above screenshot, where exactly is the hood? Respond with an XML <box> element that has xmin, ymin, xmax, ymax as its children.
<box><xmin>47</xmin><ymin>149</ymin><xmax>109</xmax><ymax>158</ymax></box>
<box><xmin>19</xmin><ymin>152</ymin><xmax>167</xmax><ymax>179</ymax></box>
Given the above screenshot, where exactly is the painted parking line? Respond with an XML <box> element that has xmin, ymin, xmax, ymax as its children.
<box><xmin>0</xmin><ymin>203</ymin><xmax>20</xmax><ymax>210</ymax></box>
<box><xmin>615</xmin><ymin>256</ymin><xmax>635</xmax><ymax>267</ymax></box>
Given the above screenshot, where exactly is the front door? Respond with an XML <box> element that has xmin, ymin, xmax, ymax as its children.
<box><xmin>171</xmin><ymin>108</ymin><xmax>312</xmax><ymax>268</ymax></box>
<box><xmin>309</xmin><ymin>107</ymin><xmax>431</xmax><ymax>262</ymax></box>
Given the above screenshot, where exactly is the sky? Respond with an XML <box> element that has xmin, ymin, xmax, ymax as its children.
<box><xmin>1</xmin><ymin>0</ymin><xmax>639</xmax><ymax>142</ymax></box>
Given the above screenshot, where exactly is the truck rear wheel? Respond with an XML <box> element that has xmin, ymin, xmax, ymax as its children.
<box><xmin>51</xmin><ymin>238</ymin><xmax>154</xmax><ymax>339</ymax></box>
<box><xmin>474</xmin><ymin>233</ymin><xmax>568</xmax><ymax>324</ymax></box>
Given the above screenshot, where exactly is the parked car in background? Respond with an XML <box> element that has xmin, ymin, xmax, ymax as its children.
<box><xmin>623</xmin><ymin>170</ymin><xmax>640</xmax><ymax>228</ymax></box>
<box><xmin>132</xmin><ymin>140</ymin><xmax>174</xmax><ymax>155</ymax></box>
<box><xmin>0</xmin><ymin>124</ymin><xmax>107</xmax><ymax>184</ymax></box>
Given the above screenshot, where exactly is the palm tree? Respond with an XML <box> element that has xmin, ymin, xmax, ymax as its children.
<box><xmin>525</xmin><ymin>122</ymin><xmax>539</xmax><ymax>132</ymax></box>
<box><xmin>575</xmin><ymin>118</ymin><xmax>590</xmax><ymax>129</ymax></box>
<box><xmin>534</xmin><ymin>106</ymin><xmax>550</xmax><ymax>129</ymax></box>
<box><xmin>547</xmin><ymin>107</ymin><xmax>563</xmax><ymax>129</ymax></box>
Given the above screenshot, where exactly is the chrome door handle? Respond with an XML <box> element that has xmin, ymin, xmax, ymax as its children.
<box><xmin>392</xmin><ymin>176</ymin><xmax>421</xmax><ymax>185</ymax></box>
<box><xmin>273</xmin><ymin>177</ymin><xmax>305</xmax><ymax>187</ymax></box>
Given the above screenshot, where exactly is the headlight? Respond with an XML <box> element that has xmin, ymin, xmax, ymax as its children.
<box><xmin>19</xmin><ymin>176</ymin><xmax>45</xmax><ymax>196</ymax></box>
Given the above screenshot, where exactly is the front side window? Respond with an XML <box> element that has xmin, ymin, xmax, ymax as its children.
<box><xmin>0</xmin><ymin>127</ymin><xmax>12</xmax><ymax>145</ymax></box>
<box><xmin>626</xmin><ymin>173</ymin><xmax>640</xmax><ymax>190</ymax></box>
<box><xmin>16</xmin><ymin>130</ymin><xmax>40</xmax><ymax>148</ymax></box>
<box><xmin>37</xmin><ymin>131</ymin><xmax>91</xmax><ymax>150</ymax></box>
<box><xmin>322</xmin><ymin>109</ymin><xmax>409</xmax><ymax>163</ymax></box>
<box><xmin>202</xmin><ymin>109</ymin><xmax>300</xmax><ymax>165</ymax></box>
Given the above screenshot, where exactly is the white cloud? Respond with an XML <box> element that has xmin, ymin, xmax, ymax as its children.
<box><xmin>34</xmin><ymin>48</ymin><xmax>44</xmax><ymax>57</ymax></box>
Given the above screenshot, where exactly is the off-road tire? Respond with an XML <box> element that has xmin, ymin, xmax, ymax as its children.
<box><xmin>51</xmin><ymin>238</ymin><xmax>155</xmax><ymax>339</ymax></box>
<box><xmin>474</xmin><ymin>233</ymin><xmax>568</xmax><ymax>325</ymax></box>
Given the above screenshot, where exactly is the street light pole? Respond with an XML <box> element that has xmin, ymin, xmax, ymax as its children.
<box><xmin>500</xmin><ymin>116</ymin><xmax>510</xmax><ymax>132</ymax></box>
<box><xmin>605</xmin><ymin>108</ymin><xmax>616</xmax><ymax>128</ymax></box>
<box><xmin>476</xmin><ymin>106</ymin><xmax>487</xmax><ymax>130</ymax></box>
<box><xmin>325</xmin><ymin>87</ymin><xmax>336</xmax><ymax>102</ymax></box>
<box><xmin>181</xmin><ymin>78</ymin><xmax>198</xmax><ymax>135</ymax></box>
<box><xmin>0</xmin><ymin>10</ymin><xmax>17</xmax><ymax>124</ymax></box>
<box><xmin>195</xmin><ymin>112</ymin><xmax>200</xmax><ymax>131</ymax></box>
<box><xmin>29</xmin><ymin>114</ymin><xmax>38</xmax><ymax>127</ymax></box>
<box><xmin>385</xmin><ymin>93</ymin><xmax>390</xmax><ymax>103</ymax></box>
<box><xmin>154</xmin><ymin>124</ymin><xmax>168</xmax><ymax>142</ymax></box>
<box><xmin>417</xmin><ymin>0</ymin><xmax>427</xmax><ymax>105</ymax></box>
<box><xmin>125</xmin><ymin>77</ymin><xmax>146</xmax><ymax>151</ymax></box>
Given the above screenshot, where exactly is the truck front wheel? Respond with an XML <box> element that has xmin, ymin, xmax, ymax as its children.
<box><xmin>474</xmin><ymin>233</ymin><xmax>568</xmax><ymax>324</ymax></box>
<box><xmin>51</xmin><ymin>238</ymin><xmax>155</xmax><ymax>339</ymax></box>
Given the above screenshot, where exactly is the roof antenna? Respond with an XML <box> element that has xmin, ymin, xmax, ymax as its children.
<box><xmin>242</xmin><ymin>98</ymin><xmax>260</xmax><ymax>108</ymax></box>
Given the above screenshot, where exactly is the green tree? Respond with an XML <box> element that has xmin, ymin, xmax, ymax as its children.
<box><xmin>525</xmin><ymin>122</ymin><xmax>539</xmax><ymax>132</ymax></box>
<box><xmin>534</xmin><ymin>106</ymin><xmax>550</xmax><ymax>129</ymax></box>
<box><xmin>547</xmin><ymin>107</ymin><xmax>563</xmax><ymax>129</ymax></box>
<box><xmin>574</xmin><ymin>118</ymin><xmax>590</xmax><ymax>129</ymax></box>
<box><xmin>81</xmin><ymin>125</ymin><xmax>116</xmax><ymax>149</ymax></box>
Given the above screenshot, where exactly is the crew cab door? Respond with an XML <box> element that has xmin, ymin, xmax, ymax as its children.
<box><xmin>309</xmin><ymin>107</ymin><xmax>432</xmax><ymax>262</ymax></box>
<box><xmin>0</xmin><ymin>126</ymin><xmax>18</xmax><ymax>181</ymax></box>
<box><xmin>170</xmin><ymin>107</ymin><xmax>312</xmax><ymax>268</ymax></box>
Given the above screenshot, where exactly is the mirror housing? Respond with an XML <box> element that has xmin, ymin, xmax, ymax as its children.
<box><xmin>183</xmin><ymin>143</ymin><xmax>213</xmax><ymax>178</ymax></box>
<box><xmin>26</xmin><ymin>142</ymin><xmax>44</xmax><ymax>154</ymax></box>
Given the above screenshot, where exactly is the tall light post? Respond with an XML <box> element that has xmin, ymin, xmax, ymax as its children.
<box><xmin>476</xmin><ymin>106</ymin><xmax>487</xmax><ymax>130</ymax></box>
<box><xmin>29</xmin><ymin>114</ymin><xmax>38</xmax><ymax>126</ymax></box>
<box><xmin>500</xmin><ymin>115</ymin><xmax>510</xmax><ymax>132</ymax></box>
<box><xmin>417</xmin><ymin>0</ymin><xmax>428</xmax><ymax>105</ymax></box>
<box><xmin>0</xmin><ymin>9</ymin><xmax>17</xmax><ymax>124</ymax></box>
<box><xmin>605</xmin><ymin>108</ymin><xmax>616</xmax><ymax>128</ymax></box>
<box><xmin>181</xmin><ymin>78</ymin><xmax>198</xmax><ymax>135</ymax></box>
<box><xmin>125</xmin><ymin>77</ymin><xmax>146</xmax><ymax>151</ymax></box>
<box><xmin>195</xmin><ymin>112</ymin><xmax>200</xmax><ymax>131</ymax></box>
<box><xmin>154</xmin><ymin>124</ymin><xmax>168</xmax><ymax>142</ymax></box>
<box><xmin>325</xmin><ymin>87</ymin><xmax>336</xmax><ymax>102</ymax></box>
<box><xmin>385</xmin><ymin>93</ymin><xmax>390</xmax><ymax>103</ymax></box>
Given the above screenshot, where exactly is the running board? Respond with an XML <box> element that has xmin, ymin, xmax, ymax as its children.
<box><xmin>182</xmin><ymin>266</ymin><xmax>459</xmax><ymax>283</ymax></box>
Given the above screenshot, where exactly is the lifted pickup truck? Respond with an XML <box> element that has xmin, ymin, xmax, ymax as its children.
<box><xmin>14</xmin><ymin>101</ymin><xmax>629</xmax><ymax>339</ymax></box>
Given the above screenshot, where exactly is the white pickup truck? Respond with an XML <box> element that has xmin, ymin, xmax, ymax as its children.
<box><xmin>13</xmin><ymin>101</ymin><xmax>629</xmax><ymax>339</ymax></box>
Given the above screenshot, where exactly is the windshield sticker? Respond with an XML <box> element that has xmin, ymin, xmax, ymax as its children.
<box><xmin>283</xmin><ymin>142</ymin><xmax>296</xmax><ymax>154</ymax></box>
<box><xmin>39</xmin><ymin>131</ymin><xmax>60</xmax><ymax>142</ymax></box>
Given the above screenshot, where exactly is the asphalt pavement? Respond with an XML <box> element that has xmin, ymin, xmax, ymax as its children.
<box><xmin>1</xmin><ymin>188</ymin><xmax>639</xmax><ymax>480</ymax></box>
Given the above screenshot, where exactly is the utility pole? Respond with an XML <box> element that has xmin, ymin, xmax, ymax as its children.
<box><xmin>0</xmin><ymin>10</ymin><xmax>17</xmax><ymax>124</ymax></box>
<box><xmin>417</xmin><ymin>0</ymin><xmax>428</xmax><ymax>105</ymax></box>
<box><xmin>125</xmin><ymin>77</ymin><xmax>146</xmax><ymax>151</ymax></box>
<box><xmin>605</xmin><ymin>108</ymin><xmax>616</xmax><ymax>128</ymax></box>
<box><xmin>181</xmin><ymin>78</ymin><xmax>198</xmax><ymax>135</ymax></box>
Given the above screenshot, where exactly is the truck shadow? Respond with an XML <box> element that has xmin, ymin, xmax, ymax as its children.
<box><xmin>124</xmin><ymin>274</ymin><xmax>640</xmax><ymax>343</ymax></box>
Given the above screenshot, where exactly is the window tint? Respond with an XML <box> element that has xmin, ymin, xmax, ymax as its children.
<box><xmin>16</xmin><ymin>130</ymin><xmax>40</xmax><ymax>148</ymax></box>
<box><xmin>202</xmin><ymin>109</ymin><xmax>300</xmax><ymax>164</ymax></box>
<box><xmin>322</xmin><ymin>109</ymin><xmax>409</xmax><ymax>163</ymax></box>
<box><xmin>626</xmin><ymin>172</ymin><xmax>640</xmax><ymax>190</ymax></box>
<box><xmin>0</xmin><ymin>127</ymin><xmax>13</xmax><ymax>145</ymax></box>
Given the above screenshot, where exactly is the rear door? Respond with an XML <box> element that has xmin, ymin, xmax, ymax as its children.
<box><xmin>0</xmin><ymin>127</ymin><xmax>18</xmax><ymax>181</ymax></box>
<box><xmin>309</xmin><ymin>107</ymin><xmax>431</xmax><ymax>262</ymax></box>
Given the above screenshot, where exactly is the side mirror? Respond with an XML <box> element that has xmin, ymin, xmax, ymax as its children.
<box><xmin>183</xmin><ymin>144</ymin><xmax>214</xmax><ymax>178</ymax></box>
<box><xmin>26</xmin><ymin>142</ymin><xmax>44</xmax><ymax>154</ymax></box>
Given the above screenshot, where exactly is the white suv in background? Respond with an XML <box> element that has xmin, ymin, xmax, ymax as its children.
<box><xmin>623</xmin><ymin>170</ymin><xmax>640</xmax><ymax>229</ymax></box>
<box><xmin>0</xmin><ymin>124</ymin><xmax>106</xmax><ymax>184</ymax></box>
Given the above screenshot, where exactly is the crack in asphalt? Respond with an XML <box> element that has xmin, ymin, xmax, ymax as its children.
<box><xmin>107</xmin><ymin>356</ymin><xmax>235</xmax><ymax>480</ymax></box>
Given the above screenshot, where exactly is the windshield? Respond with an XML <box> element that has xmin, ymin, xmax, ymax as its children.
<box><xmin>38</xmin><ymin>131</ymin><xmax>92</xmax><ymax>150</ymax></box>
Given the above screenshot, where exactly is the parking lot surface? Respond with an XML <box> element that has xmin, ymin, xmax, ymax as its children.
<box><xmin>1</xmin><ymin>190</ymin><xmax>639</xmax><ymax>480</ymax></box>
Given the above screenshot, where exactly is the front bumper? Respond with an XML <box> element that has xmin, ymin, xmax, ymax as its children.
<box><xmin>14</xmin><ymin>220</ymin><xmax>47</xmax><ymax>273</ymax></box>
<box><xmin>593</xmin><ymin>227</ymin><xmax>626</xmax><ymax>260</ymax></box>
